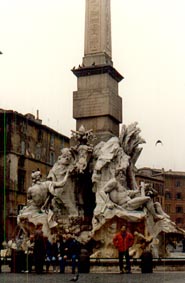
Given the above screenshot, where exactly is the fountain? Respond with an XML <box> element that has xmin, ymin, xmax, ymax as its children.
<box><xmin>17</xmin><ymin>123</ymin><xmax>185</xmax><ymax>259</ymax></box>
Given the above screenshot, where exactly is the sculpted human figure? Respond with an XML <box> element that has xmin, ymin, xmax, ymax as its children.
<box><xmin>71</xmin><ymin>125</ymin><xmax>95</xmax><ymax>146</ymax></box>
<box><xmin>129</xmin><ymin>231</ymin><xmax>153</xmax><ymax>258</ymax></box>
<box><xmin>70</xmin><ymin>125</ymin><xmax>94</xmax><ymax>175</ymax></box>
<box><xmin>18</xmin><ymin>169</ymin><xmax>59</xmax><ymax>233</ymax></box>
<box><xmin>143</xmin><ymin>183</ymin><xmax>170</xmax><ymax>219</ymax></box>
<box><xmin>26</xmin><ymin>169</ymin><xmax>69</xmax><ymax>212</ymax></box>
<box><xmin>92</xmin><ymin>137</ymin><xmax>127</xmax><ymax>185</ymax></box>
<box><xmin>47</xmin><ymin>148</ymin><xmax>74</xmax><ymax>181</ymax></box>
<box><xmin>74</xmin><ymin>144</ymin><xmax>93</xmax><ymax>173</ymax></box>
<box><xmin>47</xmin><ymin>148</ymin><xmax>78</xmax><ymax>216</ymax></box>
<box><xmin>26</xmin><ymin>169</ymin><xmax>50</xmax><ymax>211</ymax></box>
<box><xmin>119</xmin><ymin>122</ymin><xmax>146</xmax><ymax>191</ymax></box>
<box><xmin>100</xmin><ymin>170</ymin><xmax>164</xmax><ymax>220</ymax></box>
<box><xmin>92</xmin><ymin>137</ymin><xmax>130</xmax><ymax>218</ymax></box>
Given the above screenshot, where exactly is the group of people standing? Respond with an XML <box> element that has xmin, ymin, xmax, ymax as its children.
<box><xmin>45</xmin><ymin>232</ymin><xmax>81</xmax><ymax>274</ymax></box>
<box><xmin>8</xmin><ymin>223</ymin><xmax>151</xmax><ymax>275</ymax></box>
<box><xmin>10</xmin><ymin>223</ymin><xmax>81</xmax><ymax>274</ymax></box>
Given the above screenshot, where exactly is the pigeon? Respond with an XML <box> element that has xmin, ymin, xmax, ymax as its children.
<box><xmin>70</xmin><ymin>274</ymin><xmax>79</xmax><ymax>281</ymax></box>
<box><xmin>155</xmin><ymin>140</ymin><xmax>163</xmax><ymax>146</ymax></box>
<box><xmin>92</xmin><ymin>62</ymin><xmax>95</xmax><ymax>66</ymax></box>
<box><xmin>0</xmin><ymin>51</ymin><xmax>3</xmax><ymax>55</ymax></box>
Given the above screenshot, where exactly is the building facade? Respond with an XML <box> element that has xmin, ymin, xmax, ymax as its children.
<box><xmin>136</xmin><ymin>167</ymin><xmax>185</xmax><ymax>230</ymax></box>
<box><xmin>0</xmin><ymin>109</ymin><xmax>69</xmax><ymax>241</ymax></box>
<box><xmin>163</xmin><ymin>170</ymin><xmax>185</xmax><ymax>229</ymax></box>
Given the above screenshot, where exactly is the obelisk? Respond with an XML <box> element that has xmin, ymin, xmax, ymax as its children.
<box><xmin>72</xmin><ymin>0</ymin><xmax>123</xmax><ymax>141</ymax></box>
<box><xmin>84</xmin><ymin>0</ymin><xmax>112</xmax><ymax>66</ymax></box>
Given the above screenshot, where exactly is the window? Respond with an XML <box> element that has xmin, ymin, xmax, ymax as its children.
<box><xmin>176</xmin><ymin>206</ymin><xmax>183</xmax><ymax>213</ymax></box>
<box><xmin>38</xmin><ymin>130</ymin><xmax>43</xmax><ymax>142</ymax></box>
<box><xmin>36</xmin><ymin>143</ymin><xmax>41</xmax><ymax>160</ymax></box>
<box><xmin>175</xmin><ymin>180</ymin><xmax>181</xmax><ymax>187</ymax></box>
<box><xmin>21</xmin><ymin>121</ymin><xmax>27</xmax><ymax>133</ymax></box>
<box><xmin>17</xmin><ymin>204</ymin><xmax>24</xmax><ymax>214</ymax></box>
<box><xmin>176</xmin><ymin>218</ymin><xmax>183</xmax><ymax>224</ymax></box>
<box><xmin>176</xmin><ymin>193</ymin><xmax>182</xmax><ymax>200</ymax></box>
<box><xmin>18</xmin><ymin>156</ymin><xmax>25</xmax><ymax>167</ymax></box>
<box><xmin>18</xmin><ymin>169</ymin><xmax>26</xmax><ymax>192</ymax></box>
<box><xmin>50</xmin><ymin>134</ymin><xmax>55</xmax><ymax>147</ymax></box>
<box><xmin>21</xmin><ymin>140</ymin><xmax>25</xmax><ymax>155</ymax></box>
<box><xmin>165</xmin><ymin>192</ymin><xmax>171</xmax><ymax>200</ymax></box>
<box><xmin>50</xmin><ymin>151</ymin><xmax>55</xmax><ymax>165</ymax></box>
<box><xmin>8</xmin><ymin>203</ymin><xmax>17</xmax><ymax>216</ymax></box>
<box><xmin>165</xmin><ymin>204</ymin><xmax>171</xmax><ymax>214</ymax></box>
<box><xmin>159</xmin><ymin>184</ymin><xmax>164</xmax><ymax>195</ymax></box>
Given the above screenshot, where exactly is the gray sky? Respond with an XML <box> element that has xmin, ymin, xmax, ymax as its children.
<box><xmin>1</xmin><ymin>0</ymin><xmax>185</xmax><ymax>171</ymax></box>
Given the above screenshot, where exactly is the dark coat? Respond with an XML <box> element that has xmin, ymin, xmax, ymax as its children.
<box><xmin>65</xmin><ymin>238</ymin><xmax>81</xmax><ymax>258</ymax></box>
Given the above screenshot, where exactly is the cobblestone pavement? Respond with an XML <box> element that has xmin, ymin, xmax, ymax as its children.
<box><xmin>0</xmin><ymin>271</ymin><xmax>185</xmax><ymax>283</ymax></box>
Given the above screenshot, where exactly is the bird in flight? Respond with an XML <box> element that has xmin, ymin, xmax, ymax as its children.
<box><xmin>155</xmin><ymin>140</ymin><xmax>163</xmax><ymax>146</ymax></box>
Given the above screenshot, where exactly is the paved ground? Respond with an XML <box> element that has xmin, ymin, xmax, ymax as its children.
<box><xmin>0</xmin><ymin>271</ymin><xmax>185</xmax><ymax>283</ymax></box>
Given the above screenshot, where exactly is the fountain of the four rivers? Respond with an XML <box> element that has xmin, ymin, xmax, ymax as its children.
<box><xmin>17</xmin><ymin>0</ymin><xmax>185</xmax><ymax>260</ymax></box>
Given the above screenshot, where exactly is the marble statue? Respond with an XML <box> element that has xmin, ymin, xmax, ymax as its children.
<box><xmin>47</xmin><ymin>148</ymin><xmax>78</xmax><ymax>216</ymax></box>
<box><xmin>129</xmin><ymin>231</ymin><xmax>153</xmax><ymax>258</ymax></box>
<box><xmin>17</xmin><ymin>124</ymin><xmax>185</xmax><ymax>257</ymax></box>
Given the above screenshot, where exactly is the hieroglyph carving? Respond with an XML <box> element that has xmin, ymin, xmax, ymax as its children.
<box><xmin>85</xmin><ymin>0</ymin><xmax>111</xmax><ymax>57</ymax></box>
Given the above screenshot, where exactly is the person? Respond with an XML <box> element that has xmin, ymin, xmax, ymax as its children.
<box><xmin>113</xmin><ymin>225</ymin><xmax>134</xmax><ymax>274</ymax></box>
<box><xmin>33</xmin><ymin>223</ymin><xmax>46</xmax><ymax>274</ymax></box>
<box><xmin>61</xmin><ymin>234</ymin><xmax>81</xmax><ymax>274</ymax></box>
<box><xmin>45</xmin><ymin>237</ymin><xmax>52</xmax><ymax>272</ymax></box>
<box><xmin>67</xmin><ymin>235</ymin><xmax>81</xmax><ymax>274</ymax></box>
<box><xmin>9</xmin><ymin>238</ymin><xmax>26</xmax><ymax>273</ymax></box>
<box><xmin>57</xmin><ymin>235</ymin><xmax>68</xmax><ymax>273</ymax></box>
<box><xmin>50</xmin><ymin>236</ymin><xmax>58</xmax><ymax>272</ymax></box>
<box><xmin>45</xmin><ymin>235</ymin><xmax>58</xmax><ymax>272</ymax></box>
<box><xmin>25</xmin><ymin>234</ymin><xmax>35</xmax><ymax>272</ymax></box>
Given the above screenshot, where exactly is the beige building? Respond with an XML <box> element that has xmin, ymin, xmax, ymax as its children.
<box><xmin>0</xmin><ymin>109</ymin><xmax>69</xmax><ymax>241</ymax></box>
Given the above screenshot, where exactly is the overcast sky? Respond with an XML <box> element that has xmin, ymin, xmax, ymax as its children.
<box><xmin>1</xmin><ymin>0</ymin><xmax>185</xmax><ymax>171</ymax></box>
